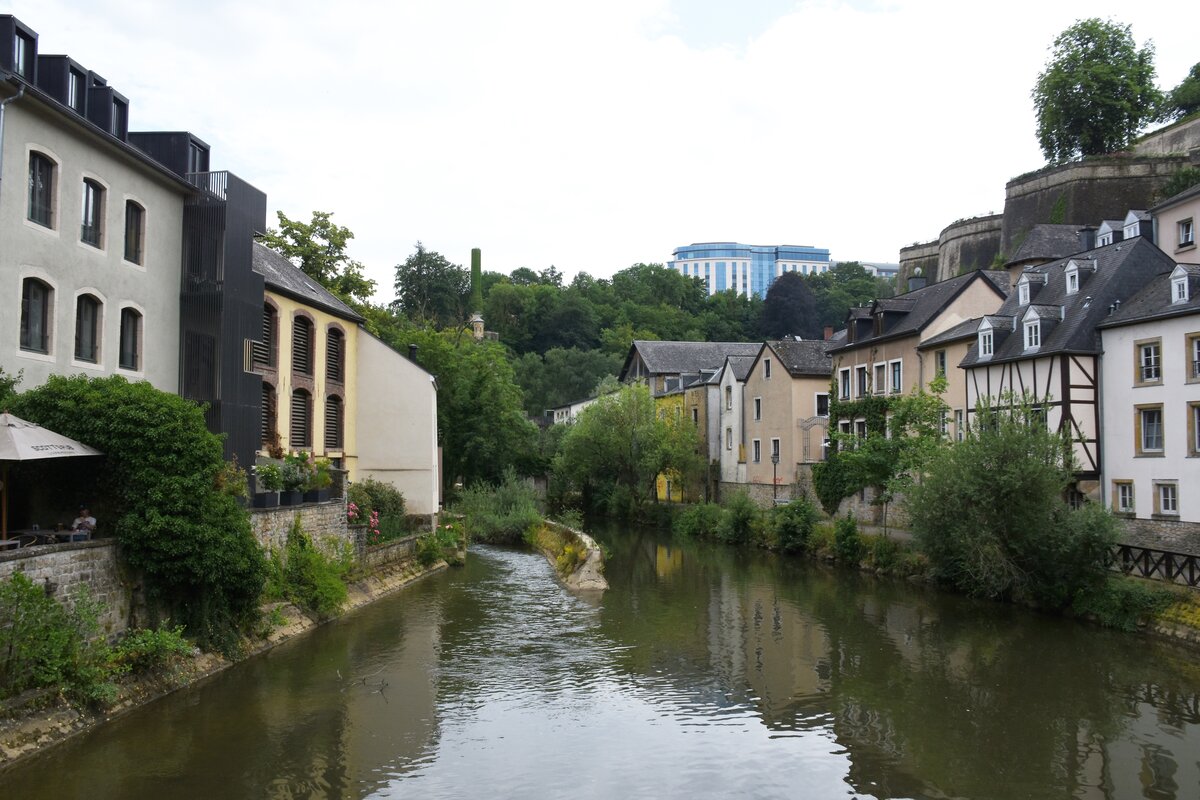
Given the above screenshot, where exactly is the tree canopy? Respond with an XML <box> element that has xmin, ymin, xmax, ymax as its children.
<box><xmin>260</xmin><ymin>211</ymin><xmax>376</xmax><ymax>304</ymax></box>
<box><xmin>1032</xmin><ymin>18</ymin><xmax>1161</xmax><ymax>164</ymax></box>
<box><xmin>760</xmin><ymin>272</ymin><xmax>819</xmax><ymax>339</ymax></box>
<box><xmin>392</xmin><ymin>242</ymin><xmax>471</xmax><ymax>329</ymax></box>
<box><xmin>1165</xmin><ymin>62</ymin><xmax>1200</xmax><ymax>121</ymax></box>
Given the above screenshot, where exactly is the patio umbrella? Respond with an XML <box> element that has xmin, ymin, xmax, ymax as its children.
<box><xmin>0</xmin><ymin>412</ymin><xmax>103</xmax><ymax>539</ymax></box>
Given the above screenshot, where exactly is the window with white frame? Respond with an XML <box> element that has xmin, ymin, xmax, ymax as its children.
<box><xmin>1175</xmin><ymin>276</ymin><xmax>1189</xmax><ymax>303</ymax></box>
<box><xmin>854</xmin><ymin>419</ymin><xmax>867</xmax><ymax>439</ymax></box>
<box><xmin>815</xmin><ymin>393</ymin><xmax>829</xmax><ymax>417</ymax></box>
<box><xmin>1137</xmin><ymin>406</ymin><xmax>1164</xmax><ymax>454</ymax></box>
<box><xmin>1190</xmin><ymin>402</ymin><xmax>1200</xmax><ymax>457</ymax></box>
<box><xmin>873</xmin><ymin>363</ymin><xmax>886</xmax><ymax>394</ymax></box>
<box><xmin>1137</xmin><ymin>340</ymin><xmax>1161</xmax><ymax>383</ymax></box>
<box><xmin>1180</xmin><ymin>218</ymin><xmax>1194</xmax><ymax>247</ymax></box>
<box><xmin>726</xmin><ymin>427</ymin><xmax>733</xmax><ymax>450</ymax></box>
<box><xmin>1156</xmin><ymin>482</ymin><xmax>1178</xmax><ymax>516</ymax></box>
<box><xmin>954</xmin><ymin>409</ymin><xmax>964</xmax><ymax>442</ymax></box>
<box><xmin>839</xmin><ymin>368</ymin><xmax>850</xmax><ymax>399</ymax></box>
<box><xmin>1018</xmin><ymin>281</ymin><xmax>1030</xmax><ymax>305</ymax></box>
<box><xmin>1113</xmin><ymin>481</ymin><xmax>1134</xmax><ymax>513</ymax></box>
<box><xmin>1024</xmin><ymin>320</ymin><xmax>1040</xmax><ymax>350</ymax></box>
<box><xmin>855</xmin><ymin>366</ymin><xmax>868</xmax><ymax>397</ymax></box>
<box><xmin>979</xmin><ymin>330</ymin><xmax>993</xmax><ymax>357</ymax></box>
<box><xmin>890</xmin><ymin>360</ymin><xmax>902</xmax><ymax>393</ymax></box>
<box><xmin>935</xmin><ymin>349</ymin><xmax>946</xmax><ymax>377</ymax></box>
<box><xmin>1066</xmin><ymin>268</ymin><xmax>1079</xmax><ymax>294</ymax></box>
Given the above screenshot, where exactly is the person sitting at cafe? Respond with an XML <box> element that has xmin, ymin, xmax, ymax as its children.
<box><xmin>72</xmin><ymin>506</ymin><xmax>96</xmax><ymax>534</ymax></box>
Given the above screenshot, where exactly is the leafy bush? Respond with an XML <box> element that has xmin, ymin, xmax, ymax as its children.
<box><xmin>772</xmin><ymin>498</ymin><xmax>818</xmax><ymax>553</ymax></box>
<box><xmin>717</xmin><ymin>492</ymin><xmax>758</xmax><ymax>546</ymax></box>
<box><xmin>908</xmin><ymin>397</ymin><xmax>1117</xmax><ymax>607</ymax></box>
<box><xmin>0</xmin><ymin>573</ymin><xmax>113</xmax><ymax>704</ymax></box>
<box><xmin>415</xmin><ymin>525</ymin><xmax>462</xmax><ymax>567</ymax></box>
<box><xmin>1072</xmin><ymin>577</ymin><xmax>1174</xmax><ymax>631</ymax></box>
<box><xmin>555</xmin><ymin>509</ymin><xmax>585</xmax><ymax>531</ymax></box>
<box><xmin>455</xmin><ymin>470</ymin><xmax>543</xmax><ymax>544</ymax></box>
<box><xmin>864</xmin><ymin>534</ymin><xmax>900</xmax><ymax>571</ymax></box>
<box><xmin>111</xmin><ymin>625</ymin><xmax>192</xmax><ymax>675</ymax></box>
<box><xmin>256</xmin><ymin>463</ymin><xmax>283</xmax><ymax>492</ymax></box>
<box><xmin>348</xmin><ymin>476</ymin><xmax>407</xmax><ymax>521</ymax></box>
<box><xmin>11</xmin><ymin>375</ymin><xmax>267</xmax><ymax>653</ymax></box>
<box><xmin>834</xmin><ymin>515</ymin><xmax>863</xmax><ymax>564</ymax></box>
<box><xmin>673</xmin><ymin>503</ymin><xmax>725</xmax><ymax>540</ymax></box>
<box><xmin>267</xmin><ymin>516</ymin><xmax>351</xmax><ymax>619</ymax></box>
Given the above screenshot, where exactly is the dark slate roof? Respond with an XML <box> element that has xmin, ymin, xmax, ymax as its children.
<box><xmin>621</xmin><ymin>340</ymin><xmax>762</xmax><ymax>379</ymax></box>
<box><xmin>1098</xmin><ymin>264</ymin><xmax>1200</xmax><ymax>329</ymax></box>
<box><xmin>1006</xmin><ymin>224</ymin><xmax>1084</xmax><ymax>266</ymax></box>
<box><xmin>825</xmin><ymin>328</ymin><xmax>848</xmax><ymax>347</ymax></box>
<box><xmin>722</xmin><ymin>355</ymin><xmax>757</xmax><ymax>382</ymax></box>
<box><xmin>829</xmin><ymin>269</ymin><xmax>1010</xmax><ymax>354</ymax></box>
<box><xmin>767</xmin><ymin>339</ymin><xmax>832</xmax><ymax>377</ymax></box>
<box><xmin>917</xmin><ymin>317</ymin><xmax>982</xmax><ymax>349</ymax></box>
<box><xmin>252</xmin><ymin>242</ymin><xmax>364</xmax><ymax>322</ymax></box>
<box><xmin>961</xmin><ymin>237</ymin><xmax>1177</xmax><ymax>367</ymax></box>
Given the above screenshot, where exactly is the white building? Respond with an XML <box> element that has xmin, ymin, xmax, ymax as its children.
<box><xmin>716</xmin><ymin>354</ymin><xmax>756</xmax><ymax>488</ymax></box>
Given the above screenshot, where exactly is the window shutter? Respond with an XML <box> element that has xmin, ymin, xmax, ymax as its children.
<box><xmin>324</xmin><ymin>396</ymin><xmax>343</xmax><ymax>449</ymax></box>
<box><xmin>290</xmin><ymin>390</ymin><xmax>311</xmax><ymax>448</ymax></box>
<box><xmin>261</xmin><ymin>384</ymin><xmax>276</xmax><ymax>446</ymax></box>
<box><xmin>326</xmin><ymin>330</ymin><xmax>343</xmax><ymax>382</ymax></box>
<box><xmin>292</xmin><ymin>318</ymin><xmax>312</xmax><ymax>374</ymax></box>
<box><xmin>253</xmin><ymin>306</ymin><xmax>273</xmax><ymax>368</ymax></box>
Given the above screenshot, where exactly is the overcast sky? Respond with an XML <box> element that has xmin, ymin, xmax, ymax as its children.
<box><xmin>8</xmin><ymin>0</ymin><xmax>1195</xmax><ymax>302</ymax></box>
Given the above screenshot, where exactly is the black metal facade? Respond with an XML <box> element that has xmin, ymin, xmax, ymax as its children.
<box><xmin>180</xmin><ymin>171</ymin><xmax>267</xmax><ymax>469</ymax></box>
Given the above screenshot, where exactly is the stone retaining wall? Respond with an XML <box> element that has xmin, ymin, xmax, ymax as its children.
<box><xmin>250</xmin><ymin>499</ymin><xmax>352</xmax><ymax>556</ymax></box>
<box><xmin>1119</xmin><ymin>517</ymin><xmax>1200</xmax><ymax>555</ymax></box>
<box><xmin>0</xmin><ymin>540</ymin><xmax>131</xmax><ymax>637</ymax></box>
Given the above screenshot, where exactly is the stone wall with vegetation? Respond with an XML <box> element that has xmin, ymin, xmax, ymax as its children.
<box><xmin>250</xmin><ymin>500</ymin><xmax>352</xmax><ymax>556</ymax></box>
<box><xmin>0</xmin><ymin>541</ymin><xmax>131</xmax><ymax>637</ymax></box>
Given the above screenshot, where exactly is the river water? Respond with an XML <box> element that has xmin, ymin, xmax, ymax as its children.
<box><xmin>3</xmin><ymin>526</ymin><xmax>1199</xmax><ymax>799</ymax></box>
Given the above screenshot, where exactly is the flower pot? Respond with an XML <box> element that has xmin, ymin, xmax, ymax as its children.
<box><xmin>280</xmin><ymin>490</ymin><xmax>304</xmax><ymax>506</ymax></box>
<box><xmin>253</xmin><ymin>491</ymin><xmax>279</xmax><ymax>509</ymax></box>
<box><xmin>303</xmin><ymin>488</ymin><xmax>331</xmax><ymax>503</ymax></box>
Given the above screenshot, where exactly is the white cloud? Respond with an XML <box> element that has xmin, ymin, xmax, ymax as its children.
<box><xmin>8</xmin><ymin>0</ymin><xmax>1194</xmax><ymax>301</ymax></box>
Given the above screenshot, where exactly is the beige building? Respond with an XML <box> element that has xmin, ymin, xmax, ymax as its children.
<box><xmin>742</xmin><ymin>340</ymin><xmax>831</xmax><ymax>491</ymax></box>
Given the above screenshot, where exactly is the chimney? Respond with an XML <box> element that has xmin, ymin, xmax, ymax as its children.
<box><xmin>408</xmin><ymin>344</ymin><xmax>419</xmax><ymax>361</ymax></box>
<box><xmin>823</xmin><ymin>326</ymin><xmax>833</xmax><ymax>341</ymax></box>
<box><xmin>1078</xmin><ymin>225</ymin><xmax>1097</xmax><ymax>252</ymax></box>
<box><xmin>906</xmin><ymin>267</ymin><xmax>927</xmax><ymax>293</ymax></box>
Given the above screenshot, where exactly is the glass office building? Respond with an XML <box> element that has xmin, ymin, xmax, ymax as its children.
<box><xmin>668</xmin><ymin>243</ymin><xmax>831</xmax><ymax>298</ymax></box>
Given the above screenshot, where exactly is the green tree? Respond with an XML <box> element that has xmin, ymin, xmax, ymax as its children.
<box><xmin>260</xmin><ymin>211</ymin><xmax>376</xmax><ymax>304</ymax></box>
<box><xmin>908</xmin><ymin>396</ymin><xmax>1118</xmax><ymax>607</ymax></box>
<box><xmin>392</xmin><ymin>242</ymin><xmax>471</xmax><ymax>329</ymax></box>
<box><xmin>11</xmin><ymin>376</ymin><xmax>266</xmax><ymax>651</ymax></box>
<box><xmin>806</xmin><ymin>262</ymin><xmax>892</xmax><ymax>331</ymax></box>
<box><xmin>0</xmin><ymin>367</ymin><xmax>20</xmax><ymax>408</ymax></box>
<box><xmin>1165</xmin><ymin>62</ymin><xmax>1200</xmax><ymax>120</ymax></box>
<box><xmin>554</xmin><ymin>383</ymin><xmax>703</xmax><ymax>515</ymax></box>
<box><xmin>760</xmin><ymin>272</ymin><xmax>820</xmax><ymax>339</ymax></box>
<box><xmin>513</xmin><ymin>347</ymin><xmax>622</xmax><ymax>417</ymax></box>
<box><xmin>1032</xmin><ymin>18</ymin><xmax>1162</xmax><ymax>164</ymax></box>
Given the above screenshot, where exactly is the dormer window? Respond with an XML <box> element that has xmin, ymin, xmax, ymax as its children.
<box><xmin>1018</xmin><ymin>282</ymin><xmax>1030</xmax><ymax>306</ymax></box>
<box><xmin>979</xmin><ymin>329</ymin><xmax>994</xmax><ymax>357</ymax></box>
<box><xmin>1024</xmin><ymin>320</ymin><xmax>1041</xmax><ymax>350</ymax></box>
<box><xmin>1171</xmin><ymin>265</ymin><xmax>1190</xmax><ymax>304</ymax></box>
<box><xmin>1066</xmin><ymin>269</ymin><xmax>1079</xmax><ymax>294</ymax></box>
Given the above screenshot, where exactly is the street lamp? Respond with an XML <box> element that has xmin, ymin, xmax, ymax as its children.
<box><xmin>770</xmin><ymin>451</ymin><xmax>780</xmax><ymax>502</ymax></box>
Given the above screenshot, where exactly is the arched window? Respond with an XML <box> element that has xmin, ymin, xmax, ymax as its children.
<box><xmin>124</xmin><ymin>200</ymin><xmax>145</xmax><ymax>264</ymax></box>
<box><xmin>261</xmin><ymin>382</ymin><xmax>278</xmax><ymax>447</ymax></box>
<box><xmin>75</xmin><ymin>294</ymin><xmax>102</xmax><ymax>363</ymax></box>
<box><xmin>325</xmin><ymin>395</ymin><xmax>343</xmax><ymax>450</ymax></box>
<box><xmin>28</xmin><ymin>152</ymin><xmax>55</xmax><ymax>228</ymax></box>
<box><xmin>20</xmin><ymin>278</ymin><xmax>52</xmax><ymax>353</ymax></box>
<box><xmin>81</xmin><ymin>178</ymin><xmax>105</xmax><ymax>247</ymax></box>
<box><xmin>118</xmin><ymin>307</ymin><xmax>142</xmax><ymax>370</ymax></box>
<box><xmin>326</xmin><ymin>328</ymin><xmax>344</xmax><ymax>383</ymax></box>
<box><xmin>253</xmin><ymin>303</ymin><xmax>277</xmax><ymax>370</ymax></box>
<box><xmin>290</xmin><ymin>389</ymin><xmax>312</xmax><ymax>448</ymax></box>
<box><xmin>292</xmin><ymin>316</ymin><xmax>313</xmax><ymax>375</ymax></box>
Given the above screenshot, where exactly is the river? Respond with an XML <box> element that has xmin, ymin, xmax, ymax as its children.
<box><xmin>3</xmin><ymin>526</ymin><xmax>1198</xmax><ymax>799</ymax></box>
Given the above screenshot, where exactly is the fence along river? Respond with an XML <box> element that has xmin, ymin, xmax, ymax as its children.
<box><xmin>2</xmin><ymin>525</ymin><xmax>1199</xmax><ymax>798</ymax></box>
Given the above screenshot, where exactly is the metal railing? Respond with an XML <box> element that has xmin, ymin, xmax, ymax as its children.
<box><xmin>1110</xmin><ymin>544</ymin><xmax>1200</xmax><ymax>588</ymax></box>
<box><xmin>1139</xmin><ymin>364</ymin><xmax>1161</xmax><ymax>382</ymax></box>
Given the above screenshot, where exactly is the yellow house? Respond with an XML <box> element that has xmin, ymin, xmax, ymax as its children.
<box><xmin>654</xmin><ymin>388</ymin><xmax>704</xmax><ymax>503</ymax></box>
<box><xmin>251</xmin><ymin>243</ymin><xmax>361</xmax><ymax>477</ymax></box>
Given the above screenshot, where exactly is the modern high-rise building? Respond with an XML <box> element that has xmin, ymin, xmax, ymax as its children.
<box><xmin>668</xmin><ymin>242</ymin><xmax>831</xmax><ymax>298</ymax></box>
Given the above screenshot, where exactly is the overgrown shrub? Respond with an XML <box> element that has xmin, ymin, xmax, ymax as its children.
<box><xmin>1072</xmin><ymin>577</ymin><xmax>1175</xmax><ymax>631</ymax></box>
<box><xmin>772</xmin><ymin>498</ymin><xmax>818</xmax><ymax>553</ymax></box>
<box><xmin>111</xmin><ymin>625</ymin><xmax>192</xmax><ymax>675</ymax></box>
<box><xmin>673</xmin><ymin>503</ymin><xmax>724</xmax><ymax>540</ymax></box>
<box><xmin>347</xmin><ymin>477</ymin><xmax>406</xmax><ymax>521</ymax></box>
<box><xmin>455</xmin><ymin>470</ymin><xmax>543</xmax><ymax>544</ymax></box>
<box><xmin>266</xmin><ymin>516</ymin><xmax>351</xmax><ymax>619</ymax></box>
<box><xmin>0</xmin><ymin>573</ymin><xmax>112</xmax><ymax>704</ymax></box>
<box><xmin>11</xmin><ymin>375</ymin><xmax>266</xmax><ymax>653</ymax></box>
<box><xmin>864</xmin><ymin>534</ymin><xmax>900</xmax><ymax>571</ymax></box>
<box><xmin>834</xmin><ymin>515</ymin><xmax>863</xmax><ymax>564</ymax></box>
<box><xmin>717</xmin><ymin>492</ymin><xmax>758</xmax><ymax>546</ymax></box>
<box><xmin>415</xmin><ymin>524</ymin><xmax>463</xmax><ymax>567</ymax></box>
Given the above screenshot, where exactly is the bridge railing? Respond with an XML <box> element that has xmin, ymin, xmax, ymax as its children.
<box><xmin>1110</xmin><ymin>544</ymin><xmax>1200</xmax><ymax>588</ymax></box>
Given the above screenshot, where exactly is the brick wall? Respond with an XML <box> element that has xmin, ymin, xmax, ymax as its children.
<box><xmin>0</xmin><ymin>541</ymin><xmax>131</xmax><ymax>637</ymax></box>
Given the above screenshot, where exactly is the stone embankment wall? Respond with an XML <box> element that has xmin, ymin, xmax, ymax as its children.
<box><xmin>251</xmin><ymin>500</ymin><xmax>353</xmax><ymax>555</ymax></box>
<box><xmin>0</xmin><ymin>540</ymin><xmax>131</xmax><ymax>637</ymax></box>
<box><xmin>719</xmin><ymin>469</ymin><xmax>911</xmax><ymax>532</ymax></box>
<box><xmin>1119</xmin><ymin>518</ymin><xmax>1200</xmax><ymax>556</ymax></box>
<box><xmin>542</xmin><ymin>521</ymin><xmax>607</xmax><ymax>591</ymax></box>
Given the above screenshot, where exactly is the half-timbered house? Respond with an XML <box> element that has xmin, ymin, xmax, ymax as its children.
<box><xmin>961</xmin><ymin>236</ymin><xmax>1177</xmax><ymax>501</ymax></box>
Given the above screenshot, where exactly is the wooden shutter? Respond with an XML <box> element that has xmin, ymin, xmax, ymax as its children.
<box><xmin>290</xmin><ymin>390</ymin><xmax>311</xmax><ymax>448</ymax></box>
<box><xmin>326</xmin><ymin>329</ymin><xmax>343</xmax><ymax>382</ymax></box>
<box><xmin>292</xmin><ymin>318</ymin><xmax>311</xmax><ymax>374</ymax></box>
<box><xmin>324</xmin><ymin>396</ymin><xmax>343</xmax><ymax>450</ymax></box>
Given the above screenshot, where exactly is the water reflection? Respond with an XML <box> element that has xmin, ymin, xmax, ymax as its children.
<box><xmin>1</xmin><ymin>526</ymin><xmax>1197</xmax><ymax>799</ymax></box>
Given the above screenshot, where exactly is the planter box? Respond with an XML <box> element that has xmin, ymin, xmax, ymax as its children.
<box><xmin>279</xmin><ymin>490</ymin><xmax>304</xmax><ymax>506</ymax></box>
<box><xmin>303</xmin><ymin>488</ymin><xmax>331</xmax><ymax>504</ymax></box>
<box><xmin>253</xmin><ymin>492</ymin><xmax>280</xmax><ymax>509</ymax></box>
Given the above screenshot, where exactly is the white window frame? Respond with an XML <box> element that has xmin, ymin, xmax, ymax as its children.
<box><xmin>1115</xmin><ymin>481</ymin><xmax>1134</xmax><ymax>513</ymax></box>
<box><xmin>815</xmin><ymin>392</ymin><xmax>830</xmax><ymax>418</ymax></box>
<box><xmin>1140</xmin><ymin>407</ymin><xmax>1164</xmax><ymax>454</ymax></box>
<box><xmin>1156</xmin><ymin>482</ymin><xmax>1179</xmax><ymax>516</ymax></box>
<box><xmin>889</xmin><ymin>359</ymin><xmax>902</xmax><ymax>394</ymax></box>
<box><xmin>1065</xmin><ymin>268</ymin><xmax>1079</xmax><ymax>295</ymax></box>
<box><xmin>979</xmin><ymin>330</ymin><xmax>993</xmax><ymax>357</ymax></box>
<box><xmin>1180</xmin><ymin>218</ymin><xmax>1194</xmax><ymax>247</ymax></box>
<box><xmin>1018</xmin><ymin>281</ymin><xmax>1030</xmax><ymax>306</ymax></box>
<box><xmin>873</xmin><ymin>363</ymin><xmax>886</xmax><ymax>394</ymax></box>
<box><xmin>1024</xmin><ymin>320</ymin><xmax>1040</xmax><ymax>350</ymax></box>
<box><xmin>855</xmin><ymin>365</ymin><xmax>868</xmax><ymax>398</ymax></box>
<box><xmin>839</xmin><ymin>368</ymin><xmax>851</xmax><ymax>400</ymax></box>
<box><xmin>1139</xmin><ymin>341</ymin><xmax>1161</xmax><ymax>383</ymax></box>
